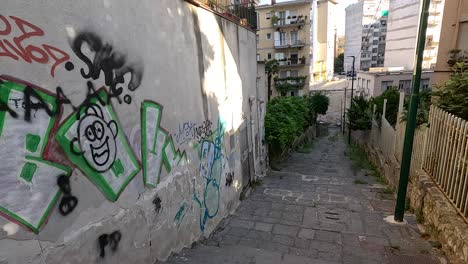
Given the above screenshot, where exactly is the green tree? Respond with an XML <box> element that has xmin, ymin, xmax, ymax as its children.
<box><xmin>265</xmin><ymin>59</ymin><xmax>279</xmax><ymax>101</ymax></box>
<box><xmin>371</xmin><ymin>87</ymin><xmax>400</xmax><ymax>127</ymax></box>
<box><xmin>347</xmin><ymin>95</ymin><xmax>372</xmax><ymax>131</ymax></box>
<box><xmin>307</xmin><ymin>92</ymin><xmax>329</xmax><ymax>124</ymax></box>
<box><xmin>433</xmin><ymin>62</ymin><xmax>468</xmax><ymax>120</ymax></box>
<box><xmin>334</xmin><ymin>53</ymin><xmax>344</xmax><ymax>74</ymax></box>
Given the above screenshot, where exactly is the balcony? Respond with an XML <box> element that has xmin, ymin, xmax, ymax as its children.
<box><xmin>272</xmin><ymin>16</ymin><xmax>307</xmax><ymax>28</ymax></box>
<box><xmin>191</xmin><ymin>0</ymin><xmax>257</xmax><ymax>30</ymax></box>
<box><xmin>274</xmin><ymin>39</ymin><xmax>306</xmax><ymax>49</ymax></box>
<box><xmin>274</xmin><ymin>76</ymin><xmax>308</xmax><ymax>87</ymax></box>
<box><xmin>278</xmin><ymin>57</ymin><xmax>307</xmax><ymax>67</ymax></box>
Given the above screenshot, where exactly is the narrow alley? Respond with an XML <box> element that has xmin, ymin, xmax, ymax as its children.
<box><xmin>166</xmin><ymin>127</ymin><xmax>445</xmax><ymax>264</ymax></box>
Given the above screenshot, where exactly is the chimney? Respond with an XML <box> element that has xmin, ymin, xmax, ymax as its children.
<box><xmin>271</xmin><ymin>0</ymin><xmax>276</xmax><ymax>5</ymax></box>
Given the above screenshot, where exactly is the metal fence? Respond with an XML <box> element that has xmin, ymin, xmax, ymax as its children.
<box><xmin>192</xmin><ymin>0</ymin><xmax>257</xmax><ymax>30</ymax></box>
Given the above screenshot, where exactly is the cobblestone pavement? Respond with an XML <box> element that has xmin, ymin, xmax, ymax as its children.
<box><xmin>166</xmin><ymin>127</ymin><xmax>447</xmax><ymax>264</ymax></box>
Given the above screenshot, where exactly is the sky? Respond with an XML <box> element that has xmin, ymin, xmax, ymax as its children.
<box><xmin>258</xmin><ymin>0</ymin><xmax>358</xmax><ymax>36</ymax></box>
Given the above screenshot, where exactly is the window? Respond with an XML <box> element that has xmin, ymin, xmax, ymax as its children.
<box><xmin>382</xmin><ymin>81</ymin><xmax>393</xmax><ymax>91</ymax></box>
<box><xmin>421</xmin><ymin>79</ymin><xmax>430</xmax><ymax>91</ymax></box>
<box><xmin>372</xmin><ymin>48</ymin><xmax>378</xmax><ymax>53</ymax></box>
<box><xmin>257</xmin><ymin>54</ymin><xmax>260</xmax><ymax>61</ymax></box>
<box><xmin>290</xmin><ymin>70</ymin><xmax>299</xmax><ymax>77</ymax></box>
<box><xmin>290</xmin><ymin>31</ymin><xmax>298</xmax><ymax>45</ymax></box>
<box><xmin>266</xmin><ymin>33</ymin><xmax>271</xmax><ymax>40</ymax></box>
<box><xmin>399</xmin><ymin>80</ymin><xmax>412</xmax><ymax>93</ymax></box>
<box><xmin>367</xmin><ymin>80</ymin><xmax>370</xmax><ymax>89</ymax></box>
<box><xmin>267</xmin><ymin>53</ymin><xmax>272</xmax><ymax>59</ymax></box>
<box><xmin>373</xmin><ymin>40</ymin><xmax>378</xmax><ymax>45</ymax></box>
<box><xmin>256</xmin><ymin>34</ymin><xmax>259</xmax><ymax>44</ymax></box>
<box><xmin>279</xmin><ymin>71</ymin><xmax>288</xmax><ymax>78</ymax></box>
<box><xmin>290</xmin><ymin>90</ymin><xmax>296</xmax><ymax>97</ymax></box>
<box><xmin>266</xmin><ymin>12</ymin><xmax>271</xmax><ymax>19</ymax></box>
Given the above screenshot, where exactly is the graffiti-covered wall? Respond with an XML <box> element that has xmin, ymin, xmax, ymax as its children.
<box><xmin>0</xmin><ymin>0</ymin><xmax>264</xmax><ymax>263</ymax></box>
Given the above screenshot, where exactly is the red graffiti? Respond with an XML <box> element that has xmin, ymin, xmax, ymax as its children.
<box><xmin>0</xmin><ymin>15</ymin><xmax>70</xmax><ymax>77</ymax></box>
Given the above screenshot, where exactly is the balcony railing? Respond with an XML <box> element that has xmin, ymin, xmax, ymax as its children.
<box><xmin>278</xmin><ymin>57</ymin><xmax>306</xmax><ymax>67</ymax></box>
<box><xmin>274</xmin><ymin>39</ymin><xmax>306</xmax><ymax>49</ymax></box>
<box><xmin>273</xmin><ymin>17</ymin><xmax>307</xmax><ymax>28</ymax></box>
<box><xmin>274</xmin><ymin>76</ymin><xmax>307</xmax><ymax>87</ymax></box>
<box><xmin>188</xmin><ymin>0</ymin><xmax>257</xmax><ymax>30</ymax></box>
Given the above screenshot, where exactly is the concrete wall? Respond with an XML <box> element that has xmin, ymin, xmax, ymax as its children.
<box><xmin>357</xmin><ymin>71</ymin><xmax>434</xmax><ymax>97</ymax></box>
<box><xmin>0</xmin><ymin>0</ymin><xmax>262</xmax><ymax>263</ymax></box>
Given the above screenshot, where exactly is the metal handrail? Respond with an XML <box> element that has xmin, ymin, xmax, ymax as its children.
<box><xmin>193</xmin><ymin>0</ymin><xmax>257</xmax><ymax>30</ymax></box>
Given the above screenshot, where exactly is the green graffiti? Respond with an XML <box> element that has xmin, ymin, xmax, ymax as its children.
<box><xmin>141</xmin><ymin>101</ymin><xmax>187</xmax><ymax>188</ymax></box>
<box><xmin>0</xmin><ymin>79</ymin><xmax>71</xmax><ymax>233</ymax></box>
<box><xmin>174</xmin><ymin>202</ymin><xmax>187</xmax><ymax>223</ymax></box>
<box><xmin>55</xmin><ymin>90</ymin><xmax>140</xmax><ymax>202</ymax></box>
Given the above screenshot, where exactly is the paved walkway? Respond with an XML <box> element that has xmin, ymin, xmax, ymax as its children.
<box><xmin>166</xmin><ymin>127</ymin><xmax>446</xmax><ymax>264</ymax></box>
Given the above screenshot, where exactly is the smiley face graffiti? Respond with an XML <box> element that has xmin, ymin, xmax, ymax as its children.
<box><xmin>74</xmin><ymin>104</ymin><xmax>118</xmax><ymax>172</ymax></box>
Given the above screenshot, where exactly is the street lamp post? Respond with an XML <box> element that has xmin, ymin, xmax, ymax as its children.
<box><xmin>347</xmin><ymin>55</ymin><xmax>355</xmax><ymax>144</ymax></box>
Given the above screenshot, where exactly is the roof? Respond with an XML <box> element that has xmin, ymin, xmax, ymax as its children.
<box><xmin>256</xmin><ymin>0</ymin><xmax>312</xmax><ymax>10</ymax></box>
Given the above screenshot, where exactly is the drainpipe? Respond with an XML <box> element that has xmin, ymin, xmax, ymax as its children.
<box><xmin>249</xmin><ymin>96</ymin><xmax>257</xmax><ymax>181</ymax></box>
<box><xmin>451</xmin><ymin>0</ymin><xmax>463</xmax><ymax>49</ymax></box>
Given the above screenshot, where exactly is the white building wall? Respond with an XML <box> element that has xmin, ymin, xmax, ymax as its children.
<box><xmin>384</xmin><ymin>0</ymin><xmax>421</xmax><ymax>69</ymax></box>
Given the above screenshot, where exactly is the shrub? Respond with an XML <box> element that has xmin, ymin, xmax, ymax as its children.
<box><xmin>400</xmin><ymin>90</ymin><xmax>431</xmax><ymax>126</ymax></box>
<box><xmin>265</xmin><ymin>97</ymin><xmax>310</xmax><ymax>157</ymax></box>
<box><xmin>347</xmin><ymin>95</ymin><xmax>372</xmax><ymax>131</ymax></box>
<box><xmin>433</xmin><ymin>62</ymin><xmax>468</xmax><ymax>120</ymax></box>
<box><xmin>371</xmin><ymin>87</ymin><xmax>400</xmax><ymax>127</ymax></box>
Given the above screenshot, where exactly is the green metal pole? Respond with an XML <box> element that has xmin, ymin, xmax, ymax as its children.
<box><xmin>394</xmin><ymin>0</ymin><xmax>431</xmax><ymax>222</ymax></box>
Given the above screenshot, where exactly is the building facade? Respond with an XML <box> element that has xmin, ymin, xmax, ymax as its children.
<box><xmin>312</xmin><ymin>0</ymin><xmax>337</xmax><ymax>82</ymax></box>
<box><xmin>384</xmin><ymin>0</ymin><xmax>468</xmax><ymax>85</ymax></box>
<box><xmin>356</xmin><ymin>68</ymin><xmax>434</xmax><ymax>97</ymax></box>
<box><xmin>256</xmin><ymin>0</ymin><xmax>336</xmax><ymax>98</ymax></box>
<box><xmin>344</xmin><ymin>0</ymin><xmax>389</xmax><ymax>72</ymax></box>
<box><xmin>336</xmin><ymin>35</ymin><xmax>345</xmax><ymax>57</ymax></box>
<box><xmin>257</xmin><ymin>0</ymin><xmax>312</xmax><ymax>97</ymax></box>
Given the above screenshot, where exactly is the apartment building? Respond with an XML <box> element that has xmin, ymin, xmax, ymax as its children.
<box><xmin>312</xmin><ymin>0</ymin><xmax>337</xmax><ymax>82</ymax></box>
<box><xmin>256</xmin><ymin>0</ymin><xmax>312</xmax><ymax>97</ymax></box>
<box><xmin>256</xmin><ymin>0</ymin><xmax>335</xmax><ymax>98</ymax></box>
<box><xmin>384</xmin><ymin>0</ymin><xmax>442</xmax><ymax>71</ymax></box>
<box><xmin>336</xmin><ymin>35</ymin><xmax>345</xmax><ymax>57</ymax></box>
<box><xmin>344</xmin><ymin>0</ymin><xmax>389</xmax><ymax>71</ymax></box>
<box><xmin>384</xmin><ymin>0</ymin><xmax>468</xmax><ymax>86</ymax></box>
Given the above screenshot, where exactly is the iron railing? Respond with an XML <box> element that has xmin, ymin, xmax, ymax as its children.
<box><xmin>192</xmin><ymin>0</ymin><xmax>257</xmax><ymax>30</ymax></box>
<box><xmin>274</xmin><ymin>39</ymin><xmax>305</xmax><ymax>49</ymax></box>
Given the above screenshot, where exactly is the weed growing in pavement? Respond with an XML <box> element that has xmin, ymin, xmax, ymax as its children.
<box><xmin>348</xmin><ymin>142</ymin><xmax>392</xmax><ymax>186</ymax></box>
<box><xmin>296</xmin><ymin>142</ymin><xmax>313</xmax><ymax>153</ymax></box>
<box><xmin>354</xmin><ymin>179</ymin><xmax>368</xmax><ymax>184</ymax></box>
<box><xmin>251</xmin><ymin>179</ymin><xmax>263</xmax><ymax>188</ymax></box>
<box><xmin>381</xmin><ymin>186</ymin><xmax>394</xmax><ymax>194</ymax></box>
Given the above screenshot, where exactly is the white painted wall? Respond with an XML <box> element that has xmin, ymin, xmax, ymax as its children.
<box><xmin>0</xmin><ymin>0</ymin><xmax>261</xmax><ymax>263</ymax></box>
<box><xmin>384</xmin><ymin>0</ymin><xmax>421</xmax><ymax>69</ymax></box>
